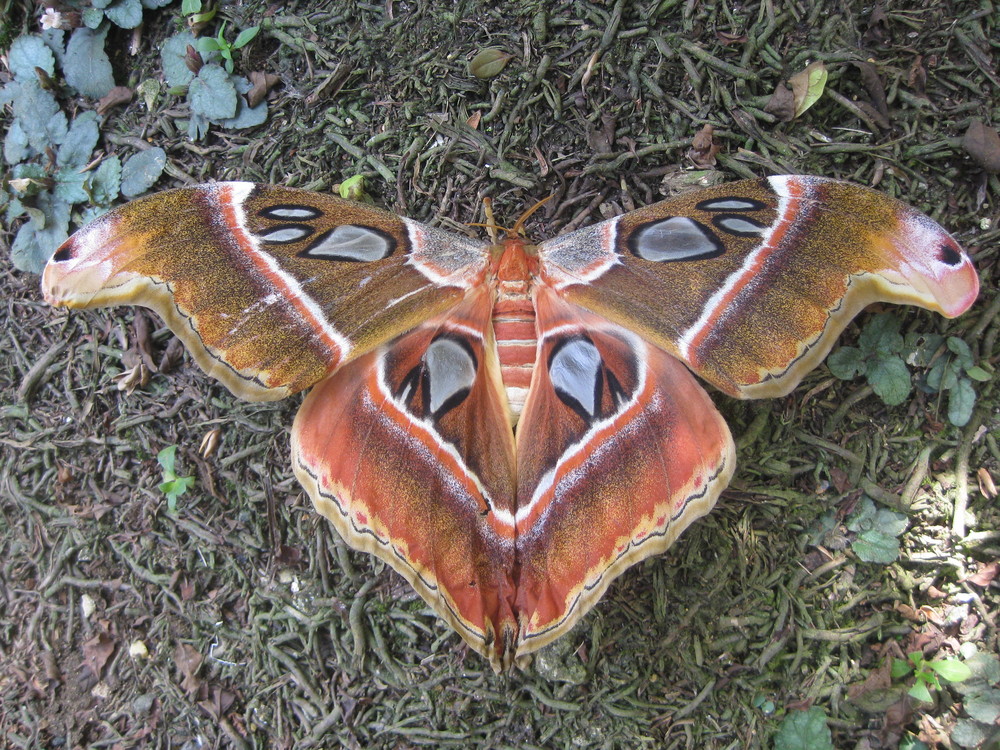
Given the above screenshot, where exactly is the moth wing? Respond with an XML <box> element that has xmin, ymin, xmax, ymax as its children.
<box><xmin>291</xmin><ymin>287</ymin><xmax>521</xmax><ymax>671</ymax></box>
<box><xmin>42</xmin><ymin>183</ymin><xmax>490</xmax><ymax>400</ymax></box>
<box><xmin>538</xmin><ymin>176</ymin><xmax>978</xmax><ymax>398</ymax></box>
<box><xmin>511</xmin><ymin>286</ymin><xmax>735</xmax><ymax>658</ymax></box>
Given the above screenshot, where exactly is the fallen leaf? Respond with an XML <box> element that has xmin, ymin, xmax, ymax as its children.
<box><xmin>247</xmin><ymin>71</ymin><xmax>280</xmax><ymax>109</ymax></box>
<box><xmin>466</xmin><ymin>110</ymin><xmax>482</xmax><ymax>130</ymax></box>
<box><xmin>977</xmin><ymin>467</ymin><xmax>997</xmax><ymax>498</ymax></box>
<box><xmin>908</xmin><ymin>55</ymin><xmax>927</xmax><ymax>97</ymax></box>
<box><xmin>848</xmin><ymin>654</ymin><xmax>893</xmax><ymax>699</ymax></box>
<box><xmin>158</xmin><ymin>336</ymin><xmax>184</xmax><ymax>374</ymax></box>
<box><xmin>764</xmin><ymin>82</ymin><xmax>795</xmax><ymax>122</ymax></box>
<box><xmin>962</xmin><ymin>120</ymin><xmax>1000</xmax><ymax>173</ymax></box>
<box><xmin>82</xmin><ymin>632</ymin><xmax>116</xmax><ymax>678</ymax></box>
<box><xmin>198</xmin><ymin>685</ymin><xmax>236</xmax><ymax>720</ymax></box>
<box><xmin>174</xmin><ymin>643</ymin><xmax>203</xmax><ymax>694</ymax></box>
<box><xmin>686</xmin><ymin>124</ymin><xmax>721</xmax><ymax>168</ymax></box>
<box><xmin>469</xmin><ymin>48</ymin><xmax>512</xmax><ymax>79</ymax></box>
<box><xmin>853</xmin><ymin>61</ymin><xmax>891</xmax><ymax>127</ymax></box>
<box><xmin>965</xmin><ymin>561</ymin><xmax>999</xmax><ymax>587</ymax></box>
<box><xmin>715</xmin><ymin>31</ymin><xmax>748</xmax><ymax>45</ymax></box>
<box><xmin>96</xmin><ymin>86</ymin><xmax>133</xmax><ymax>115</ymax></box>
<box><xmin>788</xmin><ymin>61</ymin><xmax>828</xmax><ymax>118</ymax></box>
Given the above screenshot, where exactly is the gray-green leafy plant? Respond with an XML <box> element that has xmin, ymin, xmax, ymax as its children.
<box><xmin>1</xmin><ymin>26</ymin><xmax>166</xmax><ymax>273</ymax></box>
<box><xmin>161</xmin><ymin>27</ymin><xmax>268</xmax><ymax>140</ymax></box>
<box><xmin>828</xmin><ymin>313</ymin><xmax>988</xmax><ymax>426</ymax></box>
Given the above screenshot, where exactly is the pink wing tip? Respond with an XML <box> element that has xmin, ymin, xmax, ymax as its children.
<box><xmin>895</xmin><ymin>210</ymin><xmax>979</xmax><ymax>318</ymax></box>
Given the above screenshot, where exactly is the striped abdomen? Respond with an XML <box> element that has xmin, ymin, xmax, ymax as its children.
<box><xmin>493</xmin><ymin>289</ymin><xmax>536</xmax><ymax>420</ymax></box>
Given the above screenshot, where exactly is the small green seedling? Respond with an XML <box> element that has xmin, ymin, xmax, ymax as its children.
<box><xmin>892</xmin><ymin>651</ymin><xmax>972</xmax><ymax>704</ymax></box>
<box><xmin>157</xmin><ymin>445</ymin><xmax>195</xmax><ymax>514</ymax></box>
<box><xmin>196</xmin><ymin>22</ymin><xmax>260</xmax><ymax>73</ymax></box>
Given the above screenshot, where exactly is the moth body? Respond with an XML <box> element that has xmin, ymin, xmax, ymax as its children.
<box><xmin>490</xmin><ymin>236</ymin><xmax>540</xmax><ymax>423</ymax></box>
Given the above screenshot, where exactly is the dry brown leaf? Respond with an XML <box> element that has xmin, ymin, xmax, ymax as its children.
<box><xmin>965</xmin><ymin>561</ymin><xmax>999</xmax><ymax>587</ymax></box>
<box><xmin>977</xmin><ymin>467</ymin><xmax>997</xmax><ymax>498</ymax></box>
<box><xmin>97</xmin><ymin>86</ymin><xmax>133</xmax><ymax>115</ymax></box>
<box><xmin>763</xmin><ymin>82</ymin><xmax>795</xmax><ymax>123</ymax></box>
<box><xmin>686</xmin><ymin>124</ymin><xmax>721</xmax><ymax>168</ymax></box>
<box><xmin>962</xmin><ymin>119</ymin><xmax>1000</xmax><ymax>173</ymax></box>
<box><xmin>158</xmin><ymin>336</ymin><xmax>185</xmax><ymax>374</ymax></box>
<box><xmin>908</xmin><ymin>55</ymin><xmax>927</xmax><ymax>97</ymax></box>
<box><xmin>466</xmin><ymin>110</ymin><xmax>482</xmax><ymax>130</ymax></box>
<box><xmin>82</xmin><ymin>632</ymin><xmax>115</xmax><ymax>678</ymax></box>
<box><xmin>247</xmin><ymin>71</ymin><xmax>280</xmax><ymax>109</ymax></box>
<box><xmin>174</xmin><ymin>643</ymin><xmax>203</xmax><ymax>694</ymax></box>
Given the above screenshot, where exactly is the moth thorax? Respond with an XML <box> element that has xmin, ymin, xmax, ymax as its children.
<box><xmin>492</xmin><ymin>284</ymin><xmax>537</xmax><ymax>422</ymax></box>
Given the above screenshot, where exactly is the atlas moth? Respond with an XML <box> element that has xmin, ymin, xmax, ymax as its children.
<box><xmin>42</xmin><ymin>175</ymin><xmax>979</xmax><ymax>672</ymax></box>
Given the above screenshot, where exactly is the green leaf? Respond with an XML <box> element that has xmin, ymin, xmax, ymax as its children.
<box><xmin>161</xmin><ymin>32</ymin><xmax>198</xmax><ymax>88</ymax></box>
<box><xmin>773</xmin><ymin>707</ymin><xmax>834</xmax><ymax>750</ymax></box>
<box><xmin>946</xmin><ymin>336</ymin><xmax>974</xmax><ymax>367</ymax></box>
<box><xmin>232</xmin><ymin>26</ymin><xmax>260</xmax><ymax>49</ymax></box>
<box><xmin>104</xmin><ymin>0</ymin><xmax>144</xmax><ymax>28</ymax></box>
<box><xmin>120</xmin><ymin>147</ymin><xmax>166</xmax><ymax>198</ymax></box>
<box><xmin>53</xmin><ymin>167</ymin><xmax>89</xmax><ymax>204</ymax></box>
<box><xmin>181</xmin><ymin>0</ymin><xmax>202</xmax><ymax>14</ymax></box>
<box><xmin>339</xmin><ymin>175</ymin><xmax>367</xmax><ymax>201</ymax></box>
<box><xmin>4</xmin><ymin>119</ymin><xmax>31</xmax><ymax>164</ymax></box>
<box><xmin>469</xmin><ymin>48</ymin><xmax>513</xmax><ymax>79</ymax></box>
<box><xmin>950</xmin><ymin>719</ymin><xmax>988</xmax><ymax>749</ymax></box>
<box><xmin>852</xmin><ymin>529</ymin><xmax>900</xmax><ymax>563</ymax></box>
<box><xmin>827</xmin><ymin>346</ymin><xmax>865</xmax><ymax>379</ymax></box>
<box><xmin>790</xmin><ymin>61</ymin><xmax>828</xmax><ymax>118</ymax></box>
<box><xmin>904</xmin><ymin>332</ymin><xmax>944</xmax><ymax>367</ymax></box>
<box><xmin>12</xmin><ymin>79</ymin><xmax>68</xmax><ymax>151</ymax></box>
<box><xmin>157</xmin><ymin>445</ymin><xmax>178</xmax><ymax>475</ymax></box>
<box><xmin>892</xmin><ymin>658</ymin><xmax>914</xmax><ymax>679</ymax></box>
<box><xmin>57</xmin><ymin>110</ymin><xmax>101</xmax><ymax>168</ymax></box>
<box><xmin>964</xmin><ymin>689</ymin><xmax>1000</xmax><ymax>724</ymax></box>
<box><xmin>908</xmin><ymin>680</ymin><xmax>933</xmax><ymax>703</ymax></box>
<box><xmin>965</xmin><ymin>365</ymin><xmax>991</xmax><ymax>382</ymax></box>
<box><xmin>142</xmin><ymin>0</ymin><xmax>173</xmax><ymax>8</ymax></box>
<box><xmin>8</xmin><ymin>34</ymin><xmax>57</xmax><ymax>79</ymax></box>
<box><xmin>216</xmin><ymin>75</ymin><xmax>268</xmax><ymax>129</ymax></box>
<box><xmin>64</xmin><ymin>27</ymin><xmax>116</xmax><ymax>98</ymax></box>
<box><xmin>930</xmin><ymin>658</ymin><xmax>972</xmax><ymax>683</ymax></box>
<box><xmin>859</xmin><ymin>313</ymin><xmax>903</xmax><ymax>354</ymax></box>
<box><xmin>196</xmin><ymin>36</ymin><xmax>222</xmax><ymax>53</ymax></box>
<box><xmin>88</xmin><ymin>155</ymin><xmax>122</xmax><ymax>205</ymax></box>
<box><xmin>11</xmin><ymin>192</ymin><xmax>71</xmax><ymax>273</ymax></box>
<box><xmin>868</xmin><ymin>355</ymin><xmax>911</xmax><ymax>405</ymax></box>
<box><xmin>948</xmin><ymin>378</ymin><xmax>976</xmax><ymax>427</ymax></box>
<box><xmin>188</xmin><ymin>64</ymin><xmax>238</xmax><ymax>121</ymax></box>
<box><xmin>82</xmin><ymin>7</ymin><xmax>106</xmax><ymax>29</ymax></box>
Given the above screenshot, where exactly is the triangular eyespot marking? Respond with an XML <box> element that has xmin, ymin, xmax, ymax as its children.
<box><xmin>258</xmin><ymin>224</ymin><xmax>315</xmax><ymax>244</ymax></box>
<box><xmin>549</xmin><ymin>336</ymin><xmax>602</xmax><ymax>421</ymax></box>
<box><xmin>629</xmin><ymin>216</ymin><xmax>723</xmax><ymax>263</ymax></box>
<box><xmin>424</xmin><ymin>336</ymin><xmax>478</xmax><ymax>416</ymax></box>
<box><xmin>300</xmin><ymin>225</ymin><xmax>395</xmax><ymax>262</ymax></box>
<box><xmin>695</xmin><ymin>197</ymin><xmax>767</xmax><ymax>212</ymax></box>
<box><xmin>711</xmin><ymin>214</ymin><xmax>767</xmax><ymax>238</ymax></box>
<box><xmin>258</xmin><ymin>205</ymin><xmax>323</xmax><ymax>220</ymax></box>
<box><xmin>939</xmin><ymin>244</ymin><xmax>963</xmax><ymax>266</ymax></box>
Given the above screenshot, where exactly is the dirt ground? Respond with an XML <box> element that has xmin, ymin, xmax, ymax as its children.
<box><xmin>2</xmin><ymin>1</ymin><xmax>998</xmax><ymax>748</ymax></box>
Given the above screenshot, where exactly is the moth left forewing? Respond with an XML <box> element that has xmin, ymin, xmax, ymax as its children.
<box><xmin>42</xmin><ymin>182</ymin><xmax>490</xmax><ymax>400</ymax></box>
<box><xmin>537</xmin><ymin>176</ymin><xmax>978</xmax><ymax>399</ymax></box>
<box><xmin>511</xmin><ymin>287</ymin><xmax>735</xmax><ymax>659</ymax></box>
